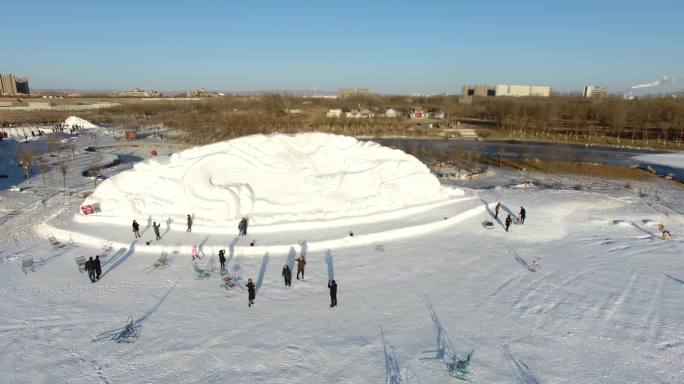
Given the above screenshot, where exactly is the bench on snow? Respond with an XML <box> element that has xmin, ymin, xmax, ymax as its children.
<box><xmin>446</xmin><ymin>350</ymin><xmax>474</xmax><ymax>379</ymax></box>
<box><xmin>221</xmin><ymin>271</ymin><xmax>238</xmax><ymax>289</ymax></box>
<box><xmin>48</xmin><ymin>235</ymin><xmax>65</xmax><ymax>248</ymax></box>
<box><xmin>75</xmin><ymin>256</ymin><xmax>86</xmax><ymax>273</ymax></box>
<box><xmin>192</xmin><ymin>260</ymin><xmax>210</xmax><ymax>279</ymax></box>
<box><xmin>21</xmin><ymin>257</ymin><xmax>34</xmax><ymax>274</ymax></box>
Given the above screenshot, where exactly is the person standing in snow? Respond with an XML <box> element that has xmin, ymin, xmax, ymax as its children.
<box><xmin>191</xmin><ymin>244</ymin><xmax>199</xmax><ymax>260</ymax></box>
<box><xmin>94</xmin><ymin>255</ymin><xmax>102</xmax><ymax>281</ymax></box>
<box><xmin>296</xmin><ymin>255</ymin><xmax>306</xmax><ymax>280</ymax></box>
<box><xmin>505</xmin><ymin>215</ymin><xmax>512</xmax><ymax>232</ymax></box>
<box><xmin>152</xmin><ymin>221</ymin><xmax>161</xmax><ymax>240</ymax></box>
<box><xmin>237</xmin><ymin>218</ymin><xmax>245</xmax><ymax>236</ymax></box>
<box><xmin>219</xmin><ymin>249</ymin><xmax>226</xmax><ymax>271</ymax></box>
<box><xmin>519</xmin><ymin>206</ymin><xmax>526</xmax><ymax>224</ymax></box>
<box><xmin>132</xmin><ymin>220</ymin><xmax>140</xmax><ymax>238</ymax></box>
<box><xmin>246</xmin><ymin>278</ymin><xmax>256</xmax><ymax>307</ymax></box>
<box><xmin>186</xmin><ymin>214</ymin><xmax>193</xmax><ymax>232</ymax></box>
<box><xmin>495</xmin><ymin>202</ymin><xmax>501</xmax><ymax>219</ymax></box>
<box><xmin>282</xmin><ymin>264</ymin><xmax>292</xmax><ymax>286</ymax></box>
<box><xmin>328</xmin><ymin>280</ymin><xmax>338</xmax><ymax>308</ymax></box>
<box><xmin>85</xmin><ymin>257</ymin><xmax>96</xmax><ymax>283</ymax></box>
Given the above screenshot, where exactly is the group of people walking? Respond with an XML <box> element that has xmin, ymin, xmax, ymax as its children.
<box><xmin>84</xmin><ymin>255</ymin><xmax>102</xmax><ymax>283</ymax></box>
<box><xmin>494</xmin><ymin>202</ymin><xmax>526</xmax><ymax>232</ymax></box>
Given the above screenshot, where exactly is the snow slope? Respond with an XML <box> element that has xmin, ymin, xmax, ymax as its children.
<box><xmin>82</xmin><ymin>133</ymin><xmax>457</xmax><ymax>226</ymax></box>
<box><xmin>63</xmin><ymin>116</ymin><xmax>99</xmax><ymax>129</ymax></box>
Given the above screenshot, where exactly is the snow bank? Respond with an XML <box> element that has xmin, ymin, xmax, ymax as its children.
<box><xmin>63</xmin><ymin>116</ymin><xmax>98</xmax><ymax>129</ymax></box>
<box><xmin>633</xmin><ymin>153</ymin><xmax>684</xmax><ymax>169</ymax></box>
<box><xmin>82</xmin><ymin>132</ymin><xmax>457</xmax><ymax>225</ymax></box>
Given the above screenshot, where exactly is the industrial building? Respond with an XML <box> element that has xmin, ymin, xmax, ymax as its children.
<box><xmin>338</xmin><ymin>88</ymin><xmax>372</xmax><ymax>97</ymax></box>
<box><xmin>461</xmin><ymin>83</ymin><xmax>550</xmax><ymax>97</ymax></box>
<box><xmin>583</xmin><ymin>85</ymin><xmax>608</xmax><ymax>98</ymax></box>
<box><xmin>0</xmin><ymin>73</ymin><xmax>30</xmax><ymax>96</ymax></box>
<box><xmin>461</xmin><ymin>84</ymin><xmax>496</xmax><ymax>97</ymax></box>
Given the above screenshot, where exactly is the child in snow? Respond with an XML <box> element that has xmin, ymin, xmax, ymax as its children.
<box><xmin>328</xmin><ymin>280</ymin><xmax>338</xmax><ymax>308</ymax></box>
<box><xmin>132</xmin><ymin>220</ymin><xmax>140</xmax><ymax>238</ymax></box>
<box><xmin>282</xmin><ymin>264</ymin><xmax>292</xmax><ymax>286</ymax></box>
<box><xmin>519</xmin><ymin>206</ymin><xmax>526</xmax><ymax>224</ymax></box>
<box><xmin>152</xmin><ymin>222</ymin><xmax>161</xmax><ymax>240</ymax></box>
<box><xmin>186</xmin><ymin>214</ymin><xmax>193</xmax><ymax>232</ymax></box>
<box><xmin>296</xmin><ymin>255</ymin><xmax>306</xmax><ymax>280</ymax></box>
<box><xmin>505</xmin><ymin>215</ymin><xmax>512</xmax><ymax>232</ymax></box>
<box><xmin>247</xmin><ymin>278</ymin><xmax>256</xmax><ymax>307</ymax></box>
<box><xmin>529</xmin><ymin>257</ymin><xmax>541</xmax><ymax>272</ymax></box>
<box><xmin>191</xmin><ymin>244</ymin><xmax>199</xmax><ymax>260</ymax></box>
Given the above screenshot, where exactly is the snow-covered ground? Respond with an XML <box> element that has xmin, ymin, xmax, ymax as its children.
<box><xmin>1</xmin><ymin>127</ymin><xmax>683</xmax><ymax>383</ymax></box>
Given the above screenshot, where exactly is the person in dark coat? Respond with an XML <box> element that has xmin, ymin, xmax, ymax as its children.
<box><xmin>218</xmin><ymin>249</ymin><xmax>226</xmax><ymax>271</ymax></box>
<box><xmin>328</xmin><ymin>280</ymin><xmax>338</xmax><ymax>308</ymax></box>
<box><xmin>519</xmin><ymin>207</ymin><xmax>526</xmax><ymax>224</ymax></box>
<box><xmin>237</xmin><ymin>218</ymin><xmax>245</xmax><ymax>236</ymax></box>
<box><xmin>186</xmin><ymin>214</ymin><xmax>193</xmax><ymax>232</ymax></box>
<box><xmin>505</xmin><ymin>215</ymin><xmax>512</xmax><ymax>232</ymax></box>
<box><xmin>495</xmin><ymin>202</ymin><xmax>501</xmax><ymax>219</ymax></box>
<box><xmin>132</xmin><ymin>220</ymin><xmax>140</xmax><ymax>238</ymax></box>
<box><xmin>246</xmin><ymin>278</ymin><xmax>256</xmax><ymax>307</ymax></box>
<box><xmin>282</xmin><ymin>264</ymin><xmax>292</xmax><ymax>286</ymax></box>
<box><xmin>94</xmin><ymin>255</ymin><xmax>102</xmax><ymax>281</ymax></box>
<box><xmin>296</xmin><ymin>255</ymin><xmax>306</xmax><ymax>280</ymax></box>
<box><xmin>152</xmin><ymin>221</ymin><xmax>161</xmax><ymax>240</ymax></box>
<box><xmin>85</xmin><ymin>257</ymin><xmax>96</xmax><ymax>283</ymax></box>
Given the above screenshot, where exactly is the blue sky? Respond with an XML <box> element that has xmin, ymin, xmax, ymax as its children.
<box><xmin>4</xmin><ymin>0</ymin><xmax>683</xmax><ymax>94</ymax></box>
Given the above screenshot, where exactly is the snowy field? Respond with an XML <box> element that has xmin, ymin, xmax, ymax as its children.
<box><xmin>0</xmin><ymin>126</ymin><xmax>683</xmax><ymax>383</ymax></box>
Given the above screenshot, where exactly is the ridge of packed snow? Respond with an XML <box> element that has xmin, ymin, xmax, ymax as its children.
<box><xmin>64</xmin><ymin>116</ymin><xmax>98</xmax><ymax>129</ymax></box>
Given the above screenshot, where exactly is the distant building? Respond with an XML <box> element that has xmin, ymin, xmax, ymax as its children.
<box><xmin>583</xmin><ymin>85</ymin><xmax>608</xmax><ymax>98</ymax></box>
<box><xmin>427</xmin><ymin>108</ymin><xmax>445</xmax><ymax>120</ymax></box>
<box><xmin>338</xmin><ymin>88</ymin><xmax>372</xmax><ymax>97</ymax></box>
<box><xmin>117</xmin><ymin>88</ymin><xmax>162</xmax><ymax>97</ymax></box>
<box><xmin>345</xmin><ymin>108</ymin><xmax>374</xmax><ymax>118</ymax></box>
<box><xmin>409</xmin><ymin>108</ymin><xmax>425</xmax><ymax>119</ymax></box>
<box><xmin>326</xmin><ymin>109</ymin><xmax>343</xmax><ymax>118</ymax></box>
<box><xmin>461</xmin><ymin>84</ymin><xmax>496</xmax><ymax>97</ymax></box>
<box><xmin>186</xmin><ymin>88</ymin><xmax>211</xmax><ymax>97</ymax></box>
<box><xmin>495</xmin><ymin>84</ymin><xmax>551</xmax><ymax>97</ymax></box>
<box><xmin>0</xmin><ymin>73</ymin><xmax>30</xmax><ymax>95</ymax></box>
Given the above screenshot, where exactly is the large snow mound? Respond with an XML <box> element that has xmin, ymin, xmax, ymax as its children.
<box><xmin>82</xmin><ymin>132</ymin><xmax>455</xmax><ymax>225</ymax></box>
<box><xmin>63</xmin><ymin>116</ymin><xmax>98</xmax><ymax>129</ymax></box>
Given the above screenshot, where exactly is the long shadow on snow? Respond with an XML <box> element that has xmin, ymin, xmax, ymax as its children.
<box><xmin>509</xmin><ymin>248</ymin><xmax>530</xmax><ymax>270</ymax></box>
<box><xmin>420</xmin><ymin>298</ymin><xmax>446</xmax><ymax>361</ymax></box>
<box><xmin>94</xmin><ymin>280</ymin><xmax>178</xmax><ymax>342</ymax></box>
<box><xmin>228</xmin><ymin>236</ymin><xmax>239</xmax><ymax>260</ymax></box>
<box><xmin>162</xmin><ymin>217</ymin><xmax>174</xmax><ymax>237</ymax></box>
<box><xmin>256</xmin><ymin>252</ymin><xmax>269</xmax><ymax>292</ymax></box>
<box><xmin>299</xmin><ymin>240</ymin><xmax>308</xmax><ymax>257</ymax></box>
<box><xmin>287</xmin><ymin>246</ymin><xmax>296</xmax><ymax>271</ymax></box>
<box><xmin>102</xmin><ymin>239</ymin><xmax>138</xmax><ymax>277</ymax></box>
<box><xmin>325</xmin><ymin>249</ymin><xmax>335</xmax><ymax>281</ymax></box>
<box><xmin>480</xmin><ymin>198</ymin><xmax>504</xmax><ymax>229</ymax></box>
<box><xmin>503</xmin><ymin>344</ymin><xmax>541</xmax><ymax>384</ymax></box>
<box><xmin>381</xmin><ymin>327</ymin><xmax>401</xmax><ymax>384</ymax></box>
<box><xmin>664</xmin><ymin>273</ymin><xmax>684</xmax><ymax>285</ymax></box>
<box><xmin>198</xmin><ymin>235</ymin><xmax>211</xmax><ymax>258</ymax></box>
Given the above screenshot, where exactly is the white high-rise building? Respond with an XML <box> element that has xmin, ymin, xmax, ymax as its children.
<box><xmin>583</xmin><ymin>85</ymin><xmax>608</xmax><ymax>98</ymax></box>
<box><xmin>495</xmin><ymin>84</ymin><xmax>551</xmax><ymax>97</ymax></box>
